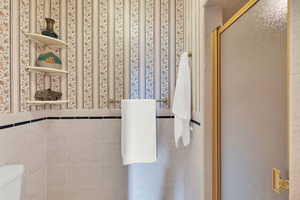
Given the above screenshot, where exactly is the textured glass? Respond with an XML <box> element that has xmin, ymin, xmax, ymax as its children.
<box><xmin>253</xmin><ymin>0</ymin><xmax>288</xmax><ymax>31</ymax></box>
<box><xmin>220</xmin><ymin>0</ymin><xmax>288</xmax><ymax>200</ymax></box>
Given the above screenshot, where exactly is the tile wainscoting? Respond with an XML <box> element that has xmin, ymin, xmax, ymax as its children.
<box><xmin>0</xmin><ymin>120</ymin><xmax>48</xmax><ymax>200</ymax></box>
<box><xmin>0</xmin><ymin>115</ymin><xmax>191</xmax><ymax>200</ymax></box>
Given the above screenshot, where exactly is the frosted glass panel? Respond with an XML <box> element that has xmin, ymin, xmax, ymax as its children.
<box><xmin>220</xmin><ymin>0</ymin><xmax>288</xmax><ymax>200</ymax></box>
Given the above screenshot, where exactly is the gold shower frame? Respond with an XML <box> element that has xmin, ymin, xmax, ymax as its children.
<box><xmin>212</xmin><ymin>1</ymin><xmax>260</xmax><ymax>200</ymax></box>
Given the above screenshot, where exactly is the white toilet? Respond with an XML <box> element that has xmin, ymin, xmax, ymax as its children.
<box><xmin>0</xmin><ymin>165</ymin><xmax>24</xmax><ymax>200</ymax></box>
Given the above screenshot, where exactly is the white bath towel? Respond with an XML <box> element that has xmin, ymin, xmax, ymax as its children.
<box><xmin>121</xmin><ymin>99</ymin><xmax>157</xmax><ymax>165</ymax></box>
<box><xmin>172</xmin><ymin>52</ymin><xmax>191</xmax><ymax>147</ymax></box>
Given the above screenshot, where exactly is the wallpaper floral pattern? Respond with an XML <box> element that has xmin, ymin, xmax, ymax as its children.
<box><xmin>160</xmin><ymin>0</ymin><xmax>170</xmax><ymax>108</ymax></box>
<box><xmin>130</xmin><ymin>0</ymin><xmax>140</xmax><ymax>99</ymax></box>
<box><xmin>36</xmin><ymin>0</ymin><xmax>46</xmax><ymax>110</ymax></box>
<box><xmin>20</xmin><ymin>0</ymin><xmax>30</xmax><ymax>112</ymax></box>
<box><xmin>176</xmin><ymin>0</ymin><xmax>185</xmax><ymax>72</ymax></box>
<box><xmin>114</xmin><ymin>0</ymin><xmax>125</xmax><ymax>106</ymax></box>
<box><xmin>67</xmin><ymin>0</ymin><xmax>77</xmax><ymax>109</ymax></box>
<box><xmin>83</xmin><ymin>0</ymin><xmax>93</xmax><ymax>109</ymax></box>
<box><xmin>145</xmin><ymin>0</ymin><xmax>155</xmax><ymax>99</ymax></box>
<box><xmin>99</xmin><ymin>0</ymin><xmax>109</xmax><ymax>109</ymax></box>
<box><xmin>0</xmin><ymin>0</ymin><xmax>185</xmax><ymax>113</ymax></box>
<box><xmin>50</xmin><ymin>0</ymin><xmax>61</xmax><ymax>110</ymax></box>
<box><xmin>0</xmin><ymin>0</ymin><xmax>10</xmax><ymax>113</ymax></box>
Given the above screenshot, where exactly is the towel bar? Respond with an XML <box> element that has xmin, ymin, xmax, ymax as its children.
<box><xmin>109</xmin><ymin>98</ymin><xmax>168</xmax><ymax>104</ymax></box>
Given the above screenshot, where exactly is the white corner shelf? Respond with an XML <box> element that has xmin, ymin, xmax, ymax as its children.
<box><xmin>27</xmin><ymin>100</ymin><xmax>68</xmax><ymax>105</ymax></box>
<box><xmin>25</xmin><ymin>33</ymin><xmax>67</xmax><ymax>48</ymax></box>
<box><xmin>26</xmin><ymin>66</ymin><xmax>68</xmax><ymax>76</ymax></box>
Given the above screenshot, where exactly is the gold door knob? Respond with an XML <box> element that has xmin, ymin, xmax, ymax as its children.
<box><xmin>272</xmin><ymin>168</ymin><xmax>289</xmax><ymax>193</ymax></box>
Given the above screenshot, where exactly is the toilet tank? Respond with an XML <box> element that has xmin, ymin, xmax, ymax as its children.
<box><xmin>0</xmin><ymin>165</ymin><xmax>24</xmax><ymax>200</ymax></box>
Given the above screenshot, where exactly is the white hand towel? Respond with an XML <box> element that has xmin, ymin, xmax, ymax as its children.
<box><xmin>121</xmin><ymin>99</ymin><xmax>157</xmax><ymax>165</ymax></box>
<box><xmin>172</xmin><ymin>52</ymin><xmax>191</xmax><ymax>147</ymax></box>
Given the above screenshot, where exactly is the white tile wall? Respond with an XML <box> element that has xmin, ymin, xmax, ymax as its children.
<box><xmin>290</xmin><ymin>75</ymin><xmax>300</xmax><ymax>200</ymax></box>
<box><xmin>45</xmin><ymin>118</ymin><xmax>182</xmax><ymax>200</ymax></box>
<box><xmin>183</xmin><ymin>1</ymin><xmax>222</xmax><ymax>200</ymax></box>
<box><xmin>0</xmin><ymin>116</ymin><xmax>183</xmax><ymax>200</ymax></box>
<box><xmin>128</xmin><ymin>119</ymin><xmax>185</xmax><ymax>200</ymax></box>
<box><xmin>0</xmin><ymin>121</ymin><xmax>47</xmax><ymax>200</ymax></box>
<box><xmin>290</xmin><ymin>0</ymin><xmax>300</xmax><ymax>199</ymax></box>
<box><xmin>184</xmin><ymin>124</ymin><xmax>206</xmax><ymax>200</ymax></box>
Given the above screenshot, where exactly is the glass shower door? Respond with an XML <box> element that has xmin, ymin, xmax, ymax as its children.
<box><xmin>213</xmin><ymin>0</ymin><xmax>288</xmax><ymax>200</ymax></box>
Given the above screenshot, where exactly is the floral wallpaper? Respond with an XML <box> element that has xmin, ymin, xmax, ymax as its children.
<box><xmin>0</xmin><ymin>0</ymin><xmax>185</xmax><ymax>114</ymax></box>
<box><xmin>130</xmin><ymin>0</ymin><xmax>140</xmax><ymax>99</ymax></box>
<box><xmin>67</xmin><ymin>0</ymin><xmax>77</xmax><ymax>109</ymax></box>
<box><xmin>50</xmin><ymin>0</ymin><xmax>61</xmax><ymax>110</ymax></box>
<box><xmin>0</xmin><ymin>0</ymin><xmax>10</xmax><ymax>113</ymax></box>
<box><xmin>83</xmin><ymin>0</ymin><xmax>93</xmax><ymax>109</ymax></box>
<box><xmin>36</xmin><ymin>0</ymin><xmax>46</xmax><ymax>111</ymax></box>
<box><xmin>160</xmin><ymin>0</ymin><xmax>170</xmax><ymax>108</ymax></box>
<box><xmin>114</xmin><ymin>0</ymin><xmax>125</xmax><ymax>107</ymax></box>
<box><xmin>145</xmin><ymin>0</ymin><xmax>155</xmax><ymax>99</ymax></box>
<box><xmin>19</xmin><ymin>0</ymin><xmax>30</xmax><ymax>112</ymax></box>
<box><xmin>99</xmin><ymin>0</ymin><xmax>109</xmax><ymax>109</ymax></box>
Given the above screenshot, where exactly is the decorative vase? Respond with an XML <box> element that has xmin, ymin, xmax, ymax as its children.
<box><xmin>41</xmin><ymin>18</ymin><xmax>58</xmax><ymax>39</ymax></box>
<box><xmin>37</xmin><ymin>51</ymin><xmax>62</xmax><ymax>69</ymax></box>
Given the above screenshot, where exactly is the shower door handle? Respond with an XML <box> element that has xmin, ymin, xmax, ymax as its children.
<box><xmin>272</xmin><ymin>168</ymin><xmax>289</xmax><ymax>193</ymax></box>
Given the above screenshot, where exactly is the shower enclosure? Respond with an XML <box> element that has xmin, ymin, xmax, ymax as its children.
<box><xmin>212</xmin><ymin>0</ymin><xmax>289</xmax><ymax>200</ymax></box>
